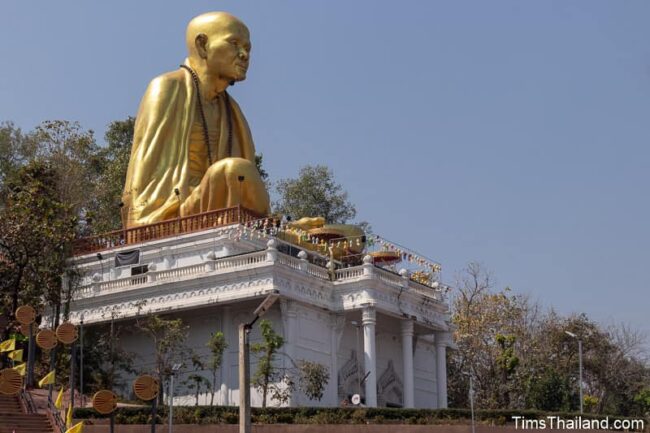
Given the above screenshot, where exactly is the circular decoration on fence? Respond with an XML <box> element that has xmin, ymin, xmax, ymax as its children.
<box><xmin>0</xmin><ymin>368</ymin><xmax>23</xmax><ymax>395</ymax></box>
<box><xmin>133</xmin><ymin>375</ymin><xmax>159</xmax><ymax>401</ymax></box>
<box><xmin>369</xmin><ymin>250</ymin><xmax>401</xmax><ymax>266</ymax></box>
<box><xmin>36</xmin><ymin>329</ymin><xmax>58</xmax><ymax>351</ymax></box>
<box><xmin>55</xmin><ymin>322</ymin><xmax>78</xmax><ymax>345</ymax></box>
<box><xmin>19</xmin><ymin>324</ymin><xmax>32</xmax><ymax>337</ymax></box>
<box><xmin>92</xmin><ymin>390</ymin><xmax>118</xmax><ymax>414</ymax></box>
<box><xmin>15</xmin><ymin>306</ymin><xmax>36</xmax><ymax>325</ymax></box>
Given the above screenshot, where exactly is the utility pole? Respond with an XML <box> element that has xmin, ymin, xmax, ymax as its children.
<box><xmin>238</xmin><ymin>291</ymin><xmax>279</xmax><ymax>433</ymax></box>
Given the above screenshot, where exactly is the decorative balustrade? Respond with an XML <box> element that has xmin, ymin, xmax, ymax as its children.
<box><xmin>73</xmin><ymin>206</ymin><xmax>263</xmax><ymax>255</ymax></box>
<box><xmin>277</xmin><ymin>254</ymin><xmax>302</xmax><ymax>271</ymax></box>
<box><xmin>157</xmin><ymin>263</ymin><xmax>207</xmax><ymax>281</ymax></box>
<box><xmin>305</xmin><ymin>262</ymin><xmax>331</xmax><ymax>279</ymax></box>
<box><xmin>376</xmin><ymin>268</ymin><xmax>404</xmax><ymax>286</ymax></box>
<box><xmin>408</xmin><ymin>279</ymin><xmax>444</xmax><ymax>301</ymax></box>
<box><xmin>74</xmin><ymin>247</ymin><xmax>445</xmax><ymax>306</ymax></box>
<box><xmin>335</xmin><ymin>266</ymin><xmax>365</xmax><ymax>280</ymax></box>
<box><xmin>214</xmin><ymin>251</ymin><xmax>267</xmax><ymax>270</ymax></box>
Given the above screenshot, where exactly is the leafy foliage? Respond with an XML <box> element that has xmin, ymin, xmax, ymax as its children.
<box><xmin>0</xmin><ymin>161</ymin><xmax>77</xmax><ymax>336</ymax></box>
<box><xmin>251</xmin><ymin>319</ymin><xmax>330</xmax><ymax>407</ymax></box>
<box><xmin>274</xmin><ymin>165</ymin><xmax>356</xmax><ymax>223</ymax></box>
<box><xmin>206</xmin><ymin>331</ymin><xmax>228</xmax><ymax>406</ymax></box>
<box><xmin>296</xmin><ymin>360</ymin><xmax>330</xmax><ymax>401</ymax></box>
<box><xmin>77</xmin><ymin>322</ymin><xmax>136</xmax><ymax>394</ymax></box>
<box><xmin>136</xmin><ymin>314</ymin><xmax>190</xmax><ymax>404</ymax></box>
<box><xmin>88</xmin><ymin>117</ymin><xmax>134</xmax><ymax>233</ymax></box>
<box><xmin>251</xmin><ymin>319</ymin><xmax>288</xmax><ymax>407</ymax></box>
<box><xmin>0</xmin><ymin>118</ymin><xmax>134</xmax><ymax>338</ymax></box>
<box><xmin>449</xmin><ymin>262</ymin><xmax>650</xmax><ymax>417</ymax></box>
<box><xmin>75</xmin><ymin>405</ymin><xmax>641</xmax><ymax>426</ymax></box>
<box><xmin>183</xmin><ymin>353</ymin><xmax>210</xmax><ymax>406</ymax></box>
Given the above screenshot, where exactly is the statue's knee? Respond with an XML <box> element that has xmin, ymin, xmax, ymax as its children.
<box><xmin>223</xmin><ymin>158</ymin><xmax>256</xmax><ymax>177</ymax></box>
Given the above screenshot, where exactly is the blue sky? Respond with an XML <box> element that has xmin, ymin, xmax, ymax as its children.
<box><xmin>1</xmin><ymin>1</ymin><xmax>648</xmax><ymax>340</ymax></box>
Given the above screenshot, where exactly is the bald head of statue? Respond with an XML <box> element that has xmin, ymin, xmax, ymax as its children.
<box><xmin>186</xmin><ymin>12</ymin><xmax>251</xmax><ymax>87</ymax></box>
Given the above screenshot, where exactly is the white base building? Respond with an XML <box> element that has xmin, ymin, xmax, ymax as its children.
<box><xmin>67</xmin><ymin>222</ymin><xmax>452</xmax><ymax>409</ymax></box>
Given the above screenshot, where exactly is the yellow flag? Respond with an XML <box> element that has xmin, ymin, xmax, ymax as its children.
<box><xmin>55</xmin><ymin>386</ymin><xmax>64</xmax><ymax>410</ymax></box>
<box><xmin>38</xmin><ymin>370</ymin><xmax>56</xmax><ymax>387</ymax></box>
<box><xmin>0</xmin><ymin>338</ymin><xmax>15</xmax><ymax>352</ymax></box>
<box><xmin>13</xmin><ymin>363</ymin><xmax>26</xmax><ymax>376</ymax></box>
<box><xmin>66</xmin><ymin>404</ymin><xmax>74</xmax><ymax>428</ymax></box>
<box><xmin>8</xmin><ymin>349</ymin><xmax>23</xmax><ymax>362</ymax></box>
<box><xmin>64</xmin><ymin>421</ymin><xmax>84</xmax><ymax>433</ymax></box>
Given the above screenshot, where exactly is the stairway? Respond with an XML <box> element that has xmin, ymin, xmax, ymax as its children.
<box><xmin>0</xmin><ymin>393</ymin><xmax>54</xmax><ymax>433</ymax></box>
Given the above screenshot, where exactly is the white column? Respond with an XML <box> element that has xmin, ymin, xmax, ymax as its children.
<box><xmin>362</xmin><ymin>306</ymin><xmax>377</xmax><ymax>407</ymax></box>
<box><xmin>220</xmin><ymin>306</ymin><xmax>231</xmax><ymax>405</ymax></box>
<box><xmin>330</xmin><ymin>314</ymin><xmax>346</xmax><ymax>405</ymax></box>
<box><xmin>401</xmin><ymin>319</ymin><xmax>415</xmax><ymax>408</ymax></box>
<box><xmin>280</xmin><ymin>299</ymin><xmax>298</xmax><ymax>406</ymax></box>
<box><xmin>435</xmin><ymin>332</ymin><xmax>449</xmax><ymax>409</ymax></box>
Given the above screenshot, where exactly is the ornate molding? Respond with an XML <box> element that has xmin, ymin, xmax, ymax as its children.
<box><xmin>70</xmin><ymin>276</ymin><xmax>273</xmax><ymax>324</ymax></box>
<box><xmin>377</xmin><ymin>360</ymin><xmax>403</xmax><ymax>407</ymax></box>
<box><xmin>338</xmin><ymin>350</ymin><xmax>363</xmax><ymax>401</ymax></box>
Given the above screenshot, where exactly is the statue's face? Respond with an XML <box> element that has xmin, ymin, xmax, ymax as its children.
<box><xmin>205</xmin><ymin>20</ymin><xmax>251</xmax><ymax>83</ymax></box>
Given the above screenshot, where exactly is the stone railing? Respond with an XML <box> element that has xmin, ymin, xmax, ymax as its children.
<box><xmin>76</xmin><ymin>250</ymin><xmax>269</xmax><ymax>299</ymax></box>
<box><xmin>211</xmin><ymin>250</ymin><xmax>268</xmax><ymax>270</ymax></box>
<box><xmin>157</xmin><ymin>262</ymin><xmax>207</xmax><ymax>281</ymax></box>
<box><xmin>407</xmin><ymin>279</ymin><xmax>444</xmax><ymax>302</ymax></box>
<box><xmin>376</xmin><ymin>268</ymin><xmax>404</xmax><ymax>286</ymax></box>
<box><xmin>304</xmin><ymin>262</ymin><xmax>331</xmax><ymax>280</ymax></box>
<box><xmin>74</xmin><ymin>247</ymin><xmax>446</xmax><ymax>305</ymax></box>
<box><xmin>277</xmin><ymin>254</ymin><xmax>303</xmax><ymax>271</ymax></box>
<box><xmin>73</xmin><ymin>206</ymin><xmax>263</xmax><ymax>255</ymax></box>
<box><xmin>335</xmin><ymin>266</ymin><xmax>365</xmax><ymax>280</ymax></box>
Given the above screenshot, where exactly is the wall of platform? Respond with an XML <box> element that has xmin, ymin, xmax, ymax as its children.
<box><xmin>113</xmin><ymin>299</ymin><xmax>440</xmax><ymax>409</ymax></box>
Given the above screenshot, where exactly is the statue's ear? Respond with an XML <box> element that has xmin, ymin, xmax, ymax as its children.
<box><xmin>195</xmin><ymin>33</ymin><xmax>209</xmax><ymax>58</ymax></box>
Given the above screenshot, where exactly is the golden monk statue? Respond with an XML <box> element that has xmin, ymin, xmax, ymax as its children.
<box><xmin>122</xmin><ymin>12</ymin><xmax>270</xmax><ymax>228</ymax></box>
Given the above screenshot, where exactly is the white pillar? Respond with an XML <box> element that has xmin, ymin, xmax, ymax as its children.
<box><xmin>220</xmin><ymin>307</ymin><xmax>231</xmax><ymax>405</ymax></box>
<box><xmin>280</xmin><ymin>299</ymin><xmax>298</xmax><ymax>406</ymax></box>
<box><xmin>330</xmin><ymin>314</ymin><xmax>346</xmax><ymax>405</ymax></box>
<box><xmin>401</xmin><ymin>319</ymin><xmax>415</xmax><ymax>408</ymax></box>
<box><xmin>362</xmin><ymin>306</ymin><xmax>377</xmax><ymax>407</ymax></box>
<box><xmin>435</xmin><ymin>332</ymin><xmax>449</xmax><ymax>409</ymax></box>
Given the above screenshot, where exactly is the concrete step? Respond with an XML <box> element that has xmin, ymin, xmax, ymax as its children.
<box><xmin>0</xmin><ymin>413</ymin><xmax>53</xmax><ymax>433</ymax></box>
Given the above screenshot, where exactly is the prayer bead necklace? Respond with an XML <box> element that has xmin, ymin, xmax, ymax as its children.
<box><xmin>180</xmin><ymin>64</ymin><xmax>234</xmax><ymax>165</ymax></box>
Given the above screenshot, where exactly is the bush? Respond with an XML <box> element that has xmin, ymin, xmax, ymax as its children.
<box><xmin>73</xmin><ymin>405</ymin><xmax>646</xmax><ymax>426</ymax></box>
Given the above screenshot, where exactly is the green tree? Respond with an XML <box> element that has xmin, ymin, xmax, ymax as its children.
<box><xmin>295</xmin><ymin>360</ymin><xmax>330</xmax><ymax>401</ymax></box>
<box><xmin>76</xmin><ymin>307</ymin><xmax>138</xmax><ymax>395</ymax></box>
<box><xmin>274</xmin><ymin>165</ymin><xmax>356</xmax><ymax>223</ymax></box>
<box><xmin>184</xmin><ymin>352</ymin><xmax>209</xmax><ymax>406</ymax></box>
<box><xmin>206</xmin><ymin>331</ymin><xmax>228</xmax><ymax>406</ymax></box>
<box><xmin>254</xmin><ymin>153</ymin><xmax>269</xmax><ymax>182</ymax></box>
<box><xmin>448</xmin><ymin>262</ymin><xmax>650</xmax><ymax>416</ymax></box>
<box><xmin>525</xmin><ymin>366</ymin><xmax>574</xmax><ymax>411</ymax></box>
<box><xmin>251</xmin><ymin>319</ymin><xmax>287</xmax><ymax>407</ymax></box>
<box><xmin>251</xmin><ymin>319</ymin><xmax>330</xmax><ymax>407</ymax></box>
<box><xmin>634</xmin><ymin>388</ymin><xmax>650</xmax><ymax>417</ymax></box>
<box><xmin>0</xmin><ymin>118</ymin><xmax>134</xmax><ymax>235</ymax></box>
<box><xmin>88</xmin><ymin>117</ymin><xmax>135</xmax><ymax>233</ymax></box>
<box><xmin>30</xmin><ymin>121</ymin><xmax>101</xmax><ymax>226</ymax></box>
<box><xmin>136</xmin><ymin>314</ymin><xmax>190</xmax><ymax>404</ymax></box>
<box><xmin>0</xmin><ymin>122</ymin><xmax>36</xmax><ymax>190</ymax></box>
<box><xmin>0</xmin><ymin>162</ymin><xmax>77</xmax><ymax>340</ymax></box>
<box><xmin>449</xmin><ymin>263</ymin><xmax>528</xmax><ymax>409</ymax></box>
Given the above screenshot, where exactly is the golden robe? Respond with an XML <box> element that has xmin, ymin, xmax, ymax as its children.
<box><xmin>122</xmin><ymin>61</ymin><xmax>257</xmax><ymax>227</ymax></box>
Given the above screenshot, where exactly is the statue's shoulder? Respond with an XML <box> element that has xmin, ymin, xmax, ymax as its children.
<box><xmin>145</xmin><ymin>68</ymin><xmax>188</xmax><ymax>94</ymax></box>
